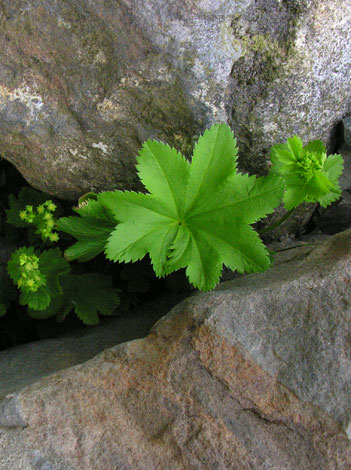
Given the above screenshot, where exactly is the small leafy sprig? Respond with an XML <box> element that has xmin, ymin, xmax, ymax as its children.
<box><xmin>2</xmin><ymin>189</ymin><xmax>120</xmax><ymax>325</ymax></box>
<box><xmin>57</xmin><ymin>193</ymin><xmax>116</xmax><ymax>262</ymax></box>
<box><xmin>5</xmin><ymin>186</ymin><xmax>55</xmax><ymax>230</ymax></box>
<box><xmin>7</xmin><ymin>246</ymin><xmax>69</xmax><ymax>310</ymax></box>
<box><xmin>8</xmin><ymin>247</ymin><xmax>46</xmax><ymax>293</ymax></box>
<box><xmin>269</xmin><ymin>136</ymin><xmax>343</xmax><ymax>210</ymax></box>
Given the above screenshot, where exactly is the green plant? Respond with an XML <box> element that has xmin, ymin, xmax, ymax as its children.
<box><xmin>1</xmin><ymin>188</ymin><xmax>120</xmax><ymax>325</ymax></box>
<box><xmin>5</xmin><ymin>186</ymin><xmax>59</xmax><ymax>241</ymax></box>
<box><xmin>59</xmin><ymin>125</ymin><xmax>283</xmax><ymax>291</ymax></box>
<box><xmin>57</xmin><ymin>192</ymin><xmax>116</xmax><ymax>262</ymax></box>
<box><xmin>269</xmin><ymin>135</ymin><xmax>343</xmax><ymax>210</ymax></box>
<box><xmin>7</xmin><ymin>246</ymin><xmax>68</xmax><ymax>310</ymax></box>
<box><xmin>57</xmin><ymin>124</ymin><xmax>344</xmax><ymax>292</ymax></box>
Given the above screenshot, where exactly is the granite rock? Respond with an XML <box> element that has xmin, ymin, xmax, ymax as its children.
<box><xmin>1</xmin><ymin>230</ymin><xmax>351</xmax><ymax>469</ymax></box>
<box><xmin>0</xmin><ymin>0</ymin><xmax>349</xmax><ymax>205</ymax></box>
<box><xmin>0</xmin><ymin>291</ymin><xmax>185</xmax><ymax>399</ymax></box>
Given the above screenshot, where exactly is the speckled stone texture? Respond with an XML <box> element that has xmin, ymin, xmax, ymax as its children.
<box><xmin>1</xmin><ymin>229</ymin><xmax>351</xmax><ymax>469</ymax></box>
<box><xmin>0</xmin><ymin>0</ymin><xmax>350</xmax><ymax>203</ymax></box>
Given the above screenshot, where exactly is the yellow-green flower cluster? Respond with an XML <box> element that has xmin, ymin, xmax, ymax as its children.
<box><xmin>16</xmin><ymin>252</ymin><xmax>45</xmax><ymax>292</ymax></box>
<box><xmin>297</xmin><ymin>150</ymin><xmax>325</xmax><ymax>183</ymax></box>
<box><xmin>19</xmin><ymin>200</ymin><xmax>59</xmax><ymax>242</ymax></box>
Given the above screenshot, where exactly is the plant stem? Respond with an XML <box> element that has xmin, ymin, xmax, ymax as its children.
<box><xmin>258</xmin><ymin>208</ymin><xmax>296</xmax><ymax>235</ymax></box>
<box><xmin>272</xmin><ymin>243</ymin><xmax>318</xmax><ymax>253</ymax></box>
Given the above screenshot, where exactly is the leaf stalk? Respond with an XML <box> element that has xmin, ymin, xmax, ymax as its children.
<box><xmin>258</xmin><ymin>208</ymin><xmax>296</xmax><ymax>235</ymax></box>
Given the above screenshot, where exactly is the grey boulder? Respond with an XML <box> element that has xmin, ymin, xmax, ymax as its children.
<box><xmin>0</xmin><ymin>0</ymin><xmax>349</xmax><ymax>203</ymax></box>
<box><xmin>1</xmin><ymin>230</ymin><xmax>351</xmax><ymax>468</ymax></box>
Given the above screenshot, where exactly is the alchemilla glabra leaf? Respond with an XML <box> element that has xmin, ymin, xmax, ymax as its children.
<box><xmin>269</xmin><ymin>136</ymin><xmax>343</xmax><ymax>210</ymax></box>
<box><xmin>57</xmin><ymin>196</ymin><xmax>116</xmax><ymax>262</ymax></box>
<box><xmin>99</xmin><ymin>123</ymin><xmax>283</xmax><ymax>291</ymax></box>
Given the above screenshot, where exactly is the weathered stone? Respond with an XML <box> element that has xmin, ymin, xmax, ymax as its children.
<box><xmin>228</xmin><ymin>0</ymin><xmax>351</xmax><ymax>172</ymax></box>
<box><xmin>0</xmin><ymin>0</ymin><xmax>349</xmax><ymax>206</ymax></box>
<box><xmin>0</xmin><ymin>291</ymin><xmax>185</xmax><ymax>399</ymax></box>
<box><xmin>1</xmin><ymin>229</ymin><xmax>351</xmax><ymax>469</ymax></box>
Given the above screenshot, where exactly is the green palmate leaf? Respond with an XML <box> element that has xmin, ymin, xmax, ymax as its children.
<box><xmin>318</xmin><ymin>153</ymin><xmax>344</xmax><ymax>207</ymax></box>
<box><xmin>100</xmin><ymin>123</ymin><xmax>284</xmax><ymax>291</ymax></box>
<box><xmin>270</xmin><ymin>136</ymin><xmax>343</xmax><ymax>210</ymax></box>
<box><xmin>69</xmin><ymin>273</ymin><xmax>120</xmax><ymax>325</ymax></box>
<box><xmin>184</xmin><ymin>123</ymin><xmax>238</xmax><ymax>211</ymax></box>
<box><xmin>57</xmin><ymin>197</ymin><xmax>116</xmax><ymax>261</ymax></box>
<box><xmin>101</xmin><ymin>191</ymin><xmax>179</xmax><ymax>276</ymax></box>
<box><xmin>303</xmin><ymin>139</ymin><xmax>326</xmax><ymax>155</ymax></box>
<box><xmin>39</xmin><ymin>248</ymin><xmax>71</xmax><ymax>297</ymax></box>
<box><xmin>20</xmin><ymin>287</ymin><xmax>51</xmax><ymax>310</ymax></box>
<box><xmin>32</xmin><ymin>273</ymin><xmax>120</xmax><ymax>325</ymax></box>
<box><xmin>286</xmin><ymin>135</ymin><xmax>303</xmax><ymax>159</ymax></box>
<box><xmin>136</xmin><ymin>141</ymin><xmax>190</xmax><ymax>215</ymax></box>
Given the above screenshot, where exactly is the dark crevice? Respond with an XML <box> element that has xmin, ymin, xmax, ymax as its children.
<box><xmin>242</xmin><ymin>407</ymin><xmax>297</xmax><ymax>433</ymax></box>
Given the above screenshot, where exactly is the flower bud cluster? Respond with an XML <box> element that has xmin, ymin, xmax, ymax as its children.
<box><xmin>297</xmin><ymin>150</ymin><xmax>325</xmax><ymax>183</ymax></box>
<box><xmin>19</xmin><ymin>200</ymin><xmax>59</xmax><ymax>242</ymax></box>
<box><xmin>16</xmin><ymin>252</ymin><xmax>45</xmax><ymax>293</ymax></box>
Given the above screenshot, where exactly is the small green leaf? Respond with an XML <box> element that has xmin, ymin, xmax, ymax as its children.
<box><xmin>71</xmin><ymin>274</ymin><xmax>120</xmax><ymax>325</ymax></box>
<box><xmin>20</xmin><ymin>287</ymin><xmax>51</xmax><ymax>310</ymax></box>
<box><xmin>39</xmin><ymin>248</ymin><xmax>71</xmax><ymax>297</ymax></box>
<box><xmin>77</xmin><ymin>192</ymin><xmax>98</xmax><ymax>206</ymax></box>
<box><xmin>36</xmin><ymin>273</ymin><xmax>120</xmax><ymax>325</ymax></box>
<box><xmin>286</xmin><ymin>135</ymin><xmax>303</xmax><ymax>159</ymax></box>
<box><xmin>58</xmin><ymin>196</ymin><xmax>116</xmax><ymax>262</ymax></box>
<box><xmin>282</xmin><ymin>175</ymin><xmax>309</xmax><ymax>210</ymax></box>
<box><xmin>323</xmin><ymin>153</ymin><xmax>344</xmax><ymax>185</ymax></box>
<box><xmin>270</xmin><ymin>145</ymin><xmax>296</xmax><ymax>165</ymax></box>
<box><xmin>303</xmin><ymin>139</ymin><xmax>326</xmax><ymax>155</ymax></box>
<box><xmin>304</xmin><ymin>171</ymin><xmax>333</xmax><ymax>199</ymax></box>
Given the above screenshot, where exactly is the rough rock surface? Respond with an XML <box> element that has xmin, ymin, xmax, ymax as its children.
<box><xmin>0</xmin><ymin>292</ymin><xmax>185</xmax><ymax>399</ymax></box>
<box><xmin>0</xmin><ymin>0</ymin><xmax>350</xmax><ymax>201</ymax></box>
<box><xmin>1</xmin><ymin>229</ymin><xmax>351</xmax><ymax>469</ymax></box>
